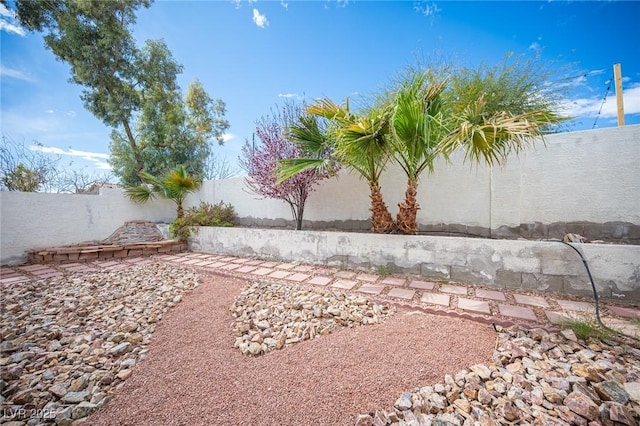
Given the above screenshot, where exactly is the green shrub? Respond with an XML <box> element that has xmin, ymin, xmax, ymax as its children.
<box><xmin>170</xmin><ymin>201</ymin><xmax>235</xmax><ymax>240</ymax></box>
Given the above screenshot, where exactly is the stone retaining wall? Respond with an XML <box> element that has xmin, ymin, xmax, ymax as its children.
<box><xmin>188</xmin><ymin>227</ymin><xmax>640</xmax><ymax>303</ymax></box>
<box><xmin>28</xmin><ymin>220</ymin><xmax>185</xmax><ymax>264</ymax></box>
<box><xmin>28</xmin><ymin>240</ymin><xmax>187</xmax><ymax>264</ymax></box>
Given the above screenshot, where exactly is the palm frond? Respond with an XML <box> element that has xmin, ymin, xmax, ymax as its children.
<box><xmin>276</xmin><ymin>158</ymin><xmax>336</xmax><ymax>183</ymax></box>
<box><xmin>125</xmin><ymin>184</ymin><xmax>155</xmax><ymax>204</ymax></box>
<box><xmin>288</xmin><ymin>114</ymin><xmax>331</xmax><ymax>158</ymax></box>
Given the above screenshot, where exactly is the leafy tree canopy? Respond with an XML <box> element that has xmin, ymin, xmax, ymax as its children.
<box><xmin>13</xmin><ymin>0</ymin><xmax>229</xmax><ymax>186</ymax></box>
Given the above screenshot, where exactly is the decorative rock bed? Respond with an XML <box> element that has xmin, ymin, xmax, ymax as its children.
<box><xmin>356</xmin><ymin>326</ymin><xmax>640</xmax><ymax>426</ymax></box>
<box><xmin>0</xmin><ymin>263</ymin><xmax>199</xmax><ymax>425</ymax></box>
<box><xmin>230</xmin><ymin>281</ymin><xmax>396</xmax><ymax>356</ymax></box>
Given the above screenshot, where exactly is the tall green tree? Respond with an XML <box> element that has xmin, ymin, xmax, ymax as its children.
<box><xmin>15</xmin><ymin>0</ymin><xmax>151</xmax><ymax>175</ymax></box>
<box><xmin>109</xmin><ymin>41</ymin><xmax>229</xmax><ymax>185</ymax></box>
<box><xmin>13</xmin><ymin>1</ymin><xmax>229</xmax><ymax>186</ymax></box>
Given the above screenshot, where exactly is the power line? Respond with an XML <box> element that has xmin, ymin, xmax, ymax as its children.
<box><xmin>592</xmin><ymin>76</ymin><xmax>613</xmax><ymax>129</ymax></box>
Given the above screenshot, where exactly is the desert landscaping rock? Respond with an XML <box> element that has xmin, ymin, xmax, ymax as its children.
<box><xmin>0</xmin><ymin>262</ymin><xmax>199</xmax><ymax>424</ymax></box>
<box><xmin>230</xmin><ymin>281</ymin><xmax>395</xmax><ymax>356</ymax></box>
<box><xmin>361</xmin><ymin>325</ymin><xmax>640</xmax><ymax>425</ymax></box>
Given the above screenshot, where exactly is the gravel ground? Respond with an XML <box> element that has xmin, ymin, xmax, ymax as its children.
<box><xmin>86</xmin><ymin>272</ymin><xmax>497</xmax><ymax>426</ymax></box>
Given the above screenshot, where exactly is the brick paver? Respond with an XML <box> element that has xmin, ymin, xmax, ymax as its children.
<box><xmin>475</xmin><ymin>288</ymin><xmax>506</xmax><ymax>301</ymax></box>
<box><xmin>293</xmin><ymin>265</ymin><xmax>314</xmax><ymax>273</ymax></box>
<box><xmin>421</xmin><ymin>293</ymin><xmax>450</xmax><ymax>307</ymax></box>
<box><xmin>387</xmin><ymin>288</ymin><xmax>416</xmax><ymax>300</ymax></box>
<box><xmin>268</xmin><ymin>270</ymin><xmax>291</xmax><ymax>279</ymax></box>
<box><xmin>357</xmin><ymin>284</ymin><xmax>384</xmax><ymax>296</ymax></box>
<box><xmin>18</xmin><ymin>264</ymin><xmax>49</xmax><ymax>272</ymax></box>
<box><xmin>220</xmin><ymin>263</ymin><xmax>243</xmax><ymax>271</ymax></box>
<box><xmin>250</xmin><ymin>268</ymin><xmax>273</xmax><ymax>276</ymax></box>
<box><xmin>513</xmin><ymin>294</ymin><xmax>549</xmax><ymax>308</ymax></box>
<box><xmin>1</xmin><ymin>276</ymin><xmax>30</xmax><ymax>285</ymax></box>
<box><xmin>498</xmin><ymin>304</ymin><xmax>537</xmax><ymax>321</ymax></box>
<box><xmin>380</xmin><ymin>277</ymin><xmax>406</xmax><ymax>286</ymax></box>
<box><xmin>556</xmin><ymin>299</ymin><xmax>594</xmax><ymax>313</ymax></box>
<box><xmin>458</xmin><ymin>298</ymin><xmax>491</xmax><ymax>314</ymax></box>
<box><xmin>608</xmin><ymin>305</ymin><xmax>640</xmax><ymax>319</ymax></box>
<box><xmin>192</xmin><ymin>261</ymin><xmax>214</xmax><ymax>267</ymax></box>
<box><xmin>285</xmin><ymin>273</ymin><xmax>311</xmax><ymax>283</ymax></box>
<box><xmin>275</xmin><ymin>263</ymin><xmax>296</xmax><ymax>270</ymax></box>
<box><xmin>308</xmin><ymin>276</ymin><xmax>332</xmax><ymax>286</ymax></box>
<box><xmin>409</xmin><ymin>280</ymin><xmax>435</xmax><ymax>291</ymax></box>
<box><xmin>545</xmin><ymin>311</ymin><xmax>573</xmax><ymax>325</ymax></box>
<box><xmin>439</xmin><ymin>284</ymin><xmax>467</xmax><ymax>295</ymax></box>
<box><xmin>356</xmin><ymin>273</ymin><xmax>379</xmax><ymax>282</ymax></box>
<box><xmin>335</xmin><ymin>271</ymin><xmax>357</xmax><ymax>279</ymax></box>
<box><xmin>332</xmin><ymin>279</ymin><xmax>358</xmax><ymax>290</ymax></box>
<box><xmin>236</xmin><ymin>265</ymin><xmax>258</xmax><ymax>274</ymax></box>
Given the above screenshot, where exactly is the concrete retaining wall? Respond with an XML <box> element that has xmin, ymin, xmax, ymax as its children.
<box><xmin>189</xmin><ymin>227</ymin><xmax>640</xmax><ymax>303</ymax></box>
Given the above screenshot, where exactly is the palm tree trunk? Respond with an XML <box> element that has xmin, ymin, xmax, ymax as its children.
<box><xmin>369</xmin><ymin>183</ymin><xmax>395</xmax><ymax>233</ymax></box>
<box><xmin>397</xmin><ymin>178</ymin><xmax>419</xmax><ymax>235</ymax></box>
<box><xmin>176</xmin><ymin>203</ymin><xmax>184</xmax><ymax>219</ymax></box>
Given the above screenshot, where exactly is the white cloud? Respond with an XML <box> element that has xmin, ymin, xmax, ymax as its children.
<box><xmin>280</xmin><ymin>0</ymin><xmax>289</xmax><ymax>9</ymax></box>
<box><xmin>414</xmin><ymin>2</ymin><xmax>441</xmax><ymax>17</ymax></box>
<box><xmin>67</xmin><ymin>110</ymin><xmax>77</xmax><ymax>118</ymax></box>
<box><xmin>45</xmin><ymin>109</ymin><xmax>54</xmax><ymax>114</ymax></box>
<box><xmin>252</xmin><ymin>8</ymin><xmax>269</xmax><ymax>28</ymax></box>
<box><xmin>0</xmin><ymin>4</ymin><xmax>25</xmax><ymax>36</ymax></box>
<box><xmin>0</xmin><ymin>3</ymin><xmax>14</xmax><ymax>17</ymax></box>
<box><xmin>231</xmin><ymin>0</ymin><xmax>242</xmax><ymax>9</ymax></box>
<box><xmin>560</xmin><ymin>83</ymin><xmax>640</xmax><ymax>119</ymax></box>
<box><xmin>278</xmin><ymin>93</ymin><xmax>299</xmax><ymax>99</ymax></box>
<box><xmin>222</xmin><ymin>133</ymin><xmax>236</xmax><ymax>143</ymax></box>
<box><xmin>30</xmin><ymin>145</ymin><xmax>111</xmax><ymax>170</ymax></box>
<box><xmin>529</xmin><ymin>42</ymin><xmax>541</xmax><ymax>50</ymax></box>
<box><xmin>0</xmin><ymin>65</ymin><xmax>33</xmax><ymax>81</ymax></box>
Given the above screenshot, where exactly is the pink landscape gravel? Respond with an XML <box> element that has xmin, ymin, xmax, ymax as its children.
<box><xmin>86</xmin><ymin>273</ymin><xmax>497</xmax><ymax>426</ymax></box>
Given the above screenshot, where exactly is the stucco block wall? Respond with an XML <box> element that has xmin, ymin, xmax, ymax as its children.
<box><xmin>189</xmin><ymin>227</ymin><xmax>640</xmax><ymax>302</ymax></box>
<box><xmin>0</xmin><ymin>188</ymin><xmax>175</xmax><ymax>265</ymax></box>
<box><xmin>194</xmin><ymin>125</ymin><xmax>640</xmax><ymax>241</ymax></box>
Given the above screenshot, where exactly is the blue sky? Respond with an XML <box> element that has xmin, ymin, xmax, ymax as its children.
<box><xmin>1</xmin><ymin>0</ymin><xmax>639</xmax><ymax>177</ymax></box>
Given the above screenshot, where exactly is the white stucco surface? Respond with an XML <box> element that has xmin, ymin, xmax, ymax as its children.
<box><xmin>0</xmin><ymin>188</ymin><xmax>175</xmax><ymax>265</ymax></box>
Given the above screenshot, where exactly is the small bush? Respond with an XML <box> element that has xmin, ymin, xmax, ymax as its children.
<box><xmin>170</xmin><ymin>201</ymin><xmax>235</xmax><ymax>240</ymax></box>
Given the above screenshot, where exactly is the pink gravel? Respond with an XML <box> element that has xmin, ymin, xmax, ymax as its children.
<box><xmin>87</xmin><ymin>273</ymin><xmax>497</xmax><ymax>426</ymax></box>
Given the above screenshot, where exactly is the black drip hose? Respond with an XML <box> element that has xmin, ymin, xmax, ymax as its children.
<box><xmin>547</xmin><ymin>239</ymin><xmax>640</xmax><ymax>343</ymax></box>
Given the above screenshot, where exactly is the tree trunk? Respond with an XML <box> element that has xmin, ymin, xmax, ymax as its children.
<box><xmin>121</xmin><ymin>118</ymin><xmax>145</xmax><ymax>180</ymax></box>
<box><xmin>176</xmin><ymin>203</ymin><xmax>184</xmax><ymax>219</ymax></box>
<box><xmin>369</xmin><ymin>183</ymin><xmax>395</xmax><ymax>233</ymax></box>
<box><xmin>397</xmin><ymin>178</ymin><xmax>419</xmax><ymax>235</ymax></box>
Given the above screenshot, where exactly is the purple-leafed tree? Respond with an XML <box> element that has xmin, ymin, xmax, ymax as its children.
<box><xmin>240</xmin><ymin>102</ymin><xmax>332</xmax><ymax>230</ymax></box>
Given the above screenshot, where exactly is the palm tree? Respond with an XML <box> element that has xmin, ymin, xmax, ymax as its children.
<box><xmin>385</xmin><ymin>73</ymin><xmax>449</xmax><ymax>234</ymax></box>
<box><xmin>281</xmin><ymin>100</ymin><xmax>396</xmax><ymax>233</ymax></box>
<box><xmin>386</xmin><ymin>56</ymin><xmax>565</xmax><ymax>234</ymax></box>
<box><xmin>125</xmin><ymin>165</ymin><xmax>200</xmax><ymax>218</ymax></box>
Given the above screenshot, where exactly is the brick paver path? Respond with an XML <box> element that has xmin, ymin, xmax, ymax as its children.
<box><xmin>3</xmin><ymin>252</ymin><xmax>639</xmax><ymax>337</ymax></box>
